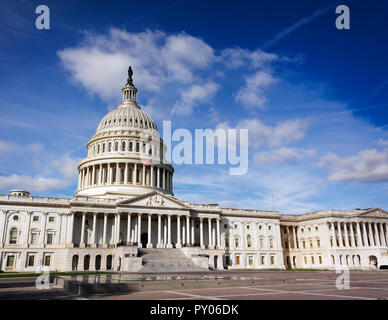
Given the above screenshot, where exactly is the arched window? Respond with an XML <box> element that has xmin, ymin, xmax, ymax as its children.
<box><xmin>129</xmin><ymin>142</ymin><xmax>133</xmax><ymax>151</ymax></box>
<box><xmin>9</xmin><ymin>228</ymin><xmax>18</xmax><ymax>244</ymax></box>
<box><xmin>102</xmin><ymin>143</ymin><xmax>105</xmax><ymax>153</ymax></box>
<box><xmin>95</xmin><ymin>255</ymin><xmax>101</xmax><ymax>271</ymax></box>
<box><xmin>115</xmin><ymin>142</ymin><xmax>118</xmax><ymax>151</ymax></box>
<box><xmin>122</xmin><ymin>141</ymin><xmax>126</xmax><ymax>151</ymax></box>
<box><xmin>97</xmin><ymin>144</ymin><xmax>100</xmax><ymax>154</ymax></box>
<box><xmin>108</xmin><ymin>142</ymin><xmax>112</xmax><ymax>152</ymax></box>
<box><xmin>106</xmin><ymin>255</ymin><xmax>112</xmax><ymax>270</ymax></box>
<box><xmin>72</xmin><ymin>255</ymin><xmax>79</xmax><ymax>270</ymax></box>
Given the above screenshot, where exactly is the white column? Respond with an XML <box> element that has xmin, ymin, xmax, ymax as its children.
<box><xmin>286</xmin><ymin>226</ymin><xmax>291</xmax><ymax>249</ymax></box>
<box><xmin>216</xmin><ymin>219</ymin><xmax>221</xmax><ymax>248</ymax></box>
<box><xmin>379</xmin><ymin>223</ymin><xmax>386</xmax><ymax>246</ymax></box>
<box><xmin>57</xmin><ymin>213</ymin><xmax>63</xmax><ymax>245</ymax></box>
<box><xmin>80</xmin><ymin>212</ymin><xmax>85</xmax><ymax>246</ymax></box>
<box><xmin>133</xmin><ymin>163</ymin><xmax>137</xmax><ymax>185</ymax></box>
<box><xmin>344</xmin><ymin>223</ymin><xmax>350</xmax><ymax>247</ymax></box>
<box><xmin>200</xmin><ymin>218</ymin><xmax>204</xmax><ymax>248</ymax></box>
<box><xmin>92</xmin><ymin>165</ymin><xmax>95</xmax><ymax>186</ymax></box>
<box><xmin>368</xmin><ymin>222</ymin><xmax>375</xmax><ymax>246</ymax></box>
<box><xmin>98</xmin><ymin>164</ymin><xmax>102</xmax><ymax>185</ymax></box>
<box><xmin>331</xmin><ymin>222</ymin><xmax>337</xmax><ymax>248</ymax></box>
<box><xmin>137</xmin><ymin>214</ymin><xmax>142</xmax><ymax>248</ymax></box>
<box><xmin>92</xmin><ymin>213</ymin><xmax>97</xmax><ymax>246</ymax></box>
<box><xmin>69</xmin><ymin>213</ymin><xmax>74</xmax><ymax>245</ymax></box>
<box><xmin>115</xmin><ymin>163</ymin><xmax>119</xmax><ymax>184</ymax></box>
<box><xmin>157</xmin><ymin>214</ymin><xmax>162</xmax><ymax>248</ymax></box>
<box><xmin>142</xmin><ymin>165</ymin><xmax>145</xmax><ymax>186</ymax></box>
<box><xmin>356</xmin><ymin>222</ymin><xmax>362</xmax><ymax>247</ymax></box>
<box><xmin>182</xmin><ymin>219</ymin><xmax>186</xmax><ymax>245</ymax></box>
<box><xmin>191</xmin><ymin>218</ymin><xmax>195</xmax><ymax>246</ymax></box>
<box><xmin>208</xmin><ymin>218</ymin><xmax>212</xmax><ymax>249</ymax></box>
<box><xmin>157</xmin><ymin>167</ymin><xmax>160</xmax><ymax>188</ymax></box>
<box><xmin>374</xmin><ymin>222</ymin><xmax>381</xmax><ymax>246</ymax></box>
<box><xmin>292</xmin><ymin>226</ymin><xmax>297</xmax><ymax>249</ymax></box>
<box><xmin>186</xmin><ymin>216</ymin><xmax>190</xmax><ymax>246</ymax></box>
<box><xmin>349</xmin><ymin>222</ymin><xmax>355</xmax><ymax>247</ymax></box>
<box><xmin>163</xmin><ymin>217</ymin><xmax>167</xmax><ymax>247</ymax></box>
<box><xmin>362</xmin><ymin>222</ymin><xmax>369</xmax><ymax>246</ymax></box>
<box><xmin>337</xmin><ymin>222</ymin><xmax>343</xmax><ymax>247</ymax></box>
<box><xmin>150</xmin><ymin>165</ymin><xmax>154</xmax><ymax>187</ymax></box>
<box><xmin>127</xmin><ymin>213</ymin><xmax>131</xmax><ymax>244</ymax></box>
<box><xmin>385</xmin><ymin>223</ymin><xmax>388</xmax><ymax>247</ymax></box>
<box><xmin>167</xmin><ymin>215</ymin><xmax>172</xmax><ymax>248</ymax></box>
<box><xmin>116</xmin><ymin>213</ymin><xmax>121</xmax><ymax>244</ymax></box>
<box><xmin>147</xmin><ymin>214</ymin><xmax>152</xmax><ymax>248</ymax></box>
<box><xmin>25</xmin><ymin>211</ymin><xmax>32</xmax><ymax>246</ymax></box>
<box><xmin>103</xmin><ymin>213</ymin><xmax>107</xmax><ymax>247</ymax></box>
<box><xmin>176</xmin><ymin>216</ymin><xmax>181</xmax><ymax>248</ymax></box>
<box><xmin>124</xmin><ymin>163</ymin><xmax>128</xmax><ymax>184</ymax></box>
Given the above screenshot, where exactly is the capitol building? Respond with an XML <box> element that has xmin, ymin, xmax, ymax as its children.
<box><xmin>1</xmin><ymin>68</ymin><xmax>387</xmax><ymax>273</ymax></box>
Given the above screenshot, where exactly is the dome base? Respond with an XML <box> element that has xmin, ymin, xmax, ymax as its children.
<box><xmin>76</xmin><ymin>185</ymin><xmax>173</xmax><ymax>199</ymax></box>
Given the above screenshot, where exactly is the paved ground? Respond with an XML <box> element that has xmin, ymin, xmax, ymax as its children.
<box><xmin>0</xmin><ymin>271</ymin><xmax>387</xmax><ymax>300</ymax></box>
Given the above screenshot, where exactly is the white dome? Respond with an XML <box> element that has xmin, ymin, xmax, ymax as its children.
<box><xmin>76</xmin><ymin>68</ymin><xmax>173</xmax><ymax>199</ymax></box>
<box><xmin>96</xmin><ymin>102</ymin><xmax>157</xmax><ymax>134</ymax></box>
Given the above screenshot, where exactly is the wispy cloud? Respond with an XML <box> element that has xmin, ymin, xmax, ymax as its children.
<box><xmin>261</xmin><ymin>4</ymin><xmax>335</xmax><ymax>49</ymax></box>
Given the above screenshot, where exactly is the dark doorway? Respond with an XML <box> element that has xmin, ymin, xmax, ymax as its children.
<box><xmin>84</xmin><ymin>255</ymin><xmax>90</xmax><ymax>271</ymax></box>
<box><xmin>95</xmin><ymin>255</ymin><xmax>101</xmax><ymax>271</ymax></box>
<box><xmin>141</xmin><ymin>232</ymin><xmax>148</xmax><ymax>248</ymax></box>
<box><xmin>72</xmin><ymin>255</ymin><xmax>79</xmax><ymax>271</ymax></box>
<box><xmin>106</xmin><ymin>255</ymin><xmax>112</xmax><ymax>270</ymax></box>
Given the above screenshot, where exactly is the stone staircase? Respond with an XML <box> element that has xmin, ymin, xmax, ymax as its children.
<box><xmin>138</xmin><ymin>248</ymin><xmax>208</xmax><ymax>273</ymax></box>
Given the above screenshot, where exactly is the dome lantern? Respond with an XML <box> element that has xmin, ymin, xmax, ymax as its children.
<box><xmin>121</xmin><ymin>66</ymin><xmax>138</xmax><ymax>105</ymax></box>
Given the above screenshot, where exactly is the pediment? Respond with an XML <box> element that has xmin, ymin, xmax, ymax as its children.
<box><xmin>357</xmin><ymin>208</ymin><xmax>388</xmax><ymax>218</ymax></box>
<box><xmin>116</xmin><ymin>192</ymin><xmax>190</xmax><ymax>209</ymax></box>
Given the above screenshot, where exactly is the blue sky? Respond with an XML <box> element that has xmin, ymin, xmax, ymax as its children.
<box><xmin>0</xmin><ymin>0</ymin><xmax>387</xmax><ymax>213</ymax></box>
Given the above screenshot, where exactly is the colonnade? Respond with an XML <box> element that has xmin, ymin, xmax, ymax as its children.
<box><xmin>329</xmin><ymin>221</ymin><xmax>388</xmax><ymax>248</ymax></box>
<box><xmin>77</xmin><ymin>212</ymin><xmax>222</xmax><ymax>249</ymax></box>
<box><xmin>78</xmin><ymin>163</ymin><xmax>173</xmax><ymax>192</ymax></box>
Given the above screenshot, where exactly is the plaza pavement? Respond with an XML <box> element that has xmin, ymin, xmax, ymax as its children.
<box><xmin>0</xmin><ymin>271</ymin><xmax>387</xmax><ymax>300</ymax></box>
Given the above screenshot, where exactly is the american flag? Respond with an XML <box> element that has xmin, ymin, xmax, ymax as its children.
<box><xmin>143</xmin><ymin>158</ymin><xmax>153</xmax><ymax>167</ymax></box>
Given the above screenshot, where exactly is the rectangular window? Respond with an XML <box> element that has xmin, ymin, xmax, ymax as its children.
<box><xmin>48</xmin><ymin>216</ymin><xmax>55</xmax><ymax>223</ymax></box>
<box><xmin>269</xmin><ymin>239</ymin><xmax>273</xmax><ymax>248</ymax></box>
<box><xmin>6</xmin><ymin>255</ymin><xmax>15</xmax><ymax>267</ymax></box>
<box><xmin>44</xmin><ymin>255</ymin><xmax>51</xmax><ymax>267</ymax></box>
<box><xmin>225</xmin><ymin>237</ymin><xmax>229</xmax><ymax>248</ymax></box>
<box><xmin>317</xmin><ymin>239</ymin><xmax>321</xmax><ymax>248</ymax></box>
<box><xmin>33</xmin><ymin>216</ymin><xmax>39</xmax><ymax>222</ymax></box>
<box><xmin>261</xmin><ymin>255</ymin><xmax>265</xmax><ymax>265</ymax></box>
<box><xmin>248</xmin><ymin>255</ymin><xmax>253</xmax><ymax>266</ymax></box>
<box><xmin>304</xmin><ymin>256</ymin><xmax>307</xmax><ymax>264</ymax></box>
<box><xmin>311</xmin><ymin>256</ymin><xmax>315</xmax><ymax>264</ymax></box>
<box><xmin>235</xmin><ymin>255</ymin><xmax>240</xmax><ymax>265</ymax></box>
<box><xmin>309</xmin><ymin>240</ymin><xmax>313</xmax><ymax>248</ymax></box>
<box><xmin>302</xmin><ymin>241</ymin><xmax>306</xmax><ymax>249</ymax></box>
<box><xmin>31</xmin><ymin>233</ymin><xmax>38</xmax><ymax>244</ymax></box>
<box><xmin>235</xmin><ymin>237</ymin><xmax>239</xmax><ymax>248</ymax></box>
<box><xmin>260</xmin><ymin>238</ymin><xmax>264</xmax><ymax>248</ymax></box>
<box><xmin>270</xmin><ymin>256</ymin><xmax>275</xmax><ymax>265</ymax></box>
<box><xmin>47</xmin><ymin>233</ymin><xmax>53</xmax><ymax>245</ymax></box>
<box><xmin>319</xmin><ymin>256</ymin><xmax>322</xmax><ymax>264</ymax></box>
<box><xmin>28</xmin><ymin>255</ymin><xmax>35</xmax><ymax>267</ymax></box>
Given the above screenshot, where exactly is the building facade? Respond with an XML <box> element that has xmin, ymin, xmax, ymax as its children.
<box><xmin>1</xmin><ymin>69</ymin><xmax>387</xmax><ymax>272</ymax></box>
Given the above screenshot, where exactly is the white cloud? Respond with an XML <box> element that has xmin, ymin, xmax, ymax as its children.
<box><xmin>27</xmin><ymin>143</ymin><xmax>44</xmax><ymax>154</ymax></box>
<box><xmin>254</xmin><ymin>147</ymin><xmax>316</xmax><ymax>165</ymax></box>
<box><xmin>171</xmin><ymin>81</ymin><xmax>219</xmax><ymax>116</ymax></box>
<box><xmin>51</xmin><ymin>157</ymin><xmax>81</xmax><ymax>179</ymax></box>
<box><xmin>221</xmin><ymin>47</ymin><xmax>279</xmax><ymax>69</ymax></box>
<box><xmin>236</xmin><ymin>118</ymin><xmax>308</xmax><ymax>148</ymax></box>
<box><xmin>319</xmin><ymin>149</ymin><xmax>388</xmax><ymax>182</ymax></box>
<box><xmin>0</xmin><ymin>140</ymin><xmax>16</xmax><ymax>154</ymax></box>
<box><xmin>0</xmin><ymin>174</ymin><xmax>68</xmax><ymax>192</ymax></box>
<box><xmin>58</xmin><ymin>29</ymin><xmax>215</xmax><ymax>103</ymax></box>
<box><xmin>235</xmin><ymin>70</ymin><xmax>278</xmax><ymax>109</ymax></box>
<box><xmin>377</xmin><ymin>139</ymin><xmax>388</xmax><ymax>147</ymax></box>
